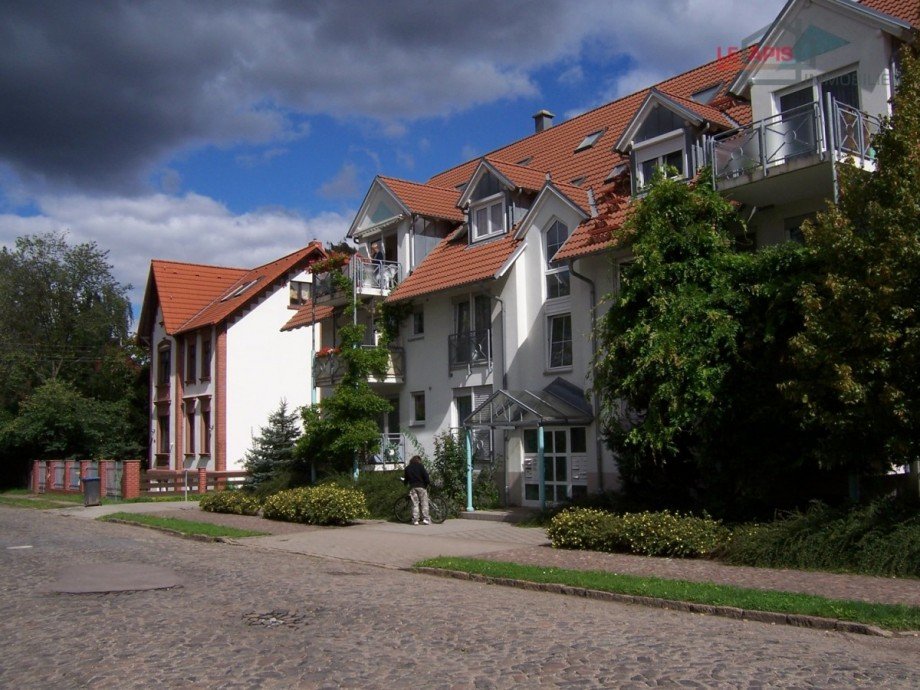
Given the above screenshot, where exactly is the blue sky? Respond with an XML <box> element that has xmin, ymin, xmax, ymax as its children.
<box><xmin>0</xmin><ymin>0</ymin><xmax>784</xmax><ymax>315</ymax></box>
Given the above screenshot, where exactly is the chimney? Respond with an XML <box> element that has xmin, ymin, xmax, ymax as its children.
<box><xmin>532</xmin><ymin>109</ymin><xmax>555</xmax><ymax>133</ymax></box>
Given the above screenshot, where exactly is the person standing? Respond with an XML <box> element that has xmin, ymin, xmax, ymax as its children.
<box><xmin>371</xmin><ymin>241</ymin><xmax>386</xmax><ymax>287</ymax></box>
<box><xmin>403</xmin><ymin>455</ymin><xmax>430</xmax><ymax>525</ymax></box>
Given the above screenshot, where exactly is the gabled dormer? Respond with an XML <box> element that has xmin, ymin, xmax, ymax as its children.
<box><xmin>616</xmin><ymin>89</ymin><xmax>733</xmax><ymax>195</ymax></box>
<box><xmin>458</xmin><ymin>158</ymin><xmax>548</xmax><ymax>243</ymax></box>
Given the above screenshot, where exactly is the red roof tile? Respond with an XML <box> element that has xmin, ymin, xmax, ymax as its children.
<box><xmin>555</xmin><ymin>183</ymin><xmax>633</xmax><ymax>262</ymax></box>
<box><xmin>860</xmin><ymin>0</ymin><xmax>919</xmax><ymax>26</ymax></box>
<box><xmin>387</xmin><ymin>231</ymin><xmax>520</xmax><ymax>302</ymax></box>
<box><xmin>378</xmin><ymin>176</ymin><xmax>464</xmax><ymax>222</ymax></box>
<box><xmin>281</xmin><ymin>300</ymin><xmax>335</xmax><ymax>332</ymax></box>
<box><xmin>178</xmin><ymin>243</ymin><xmax>326</xmax><ymax>333</ymax></box>
<box><xmin>484</xmin><ymin>158</ymin><xmax>553</xmax><ymax>192</ymax></box>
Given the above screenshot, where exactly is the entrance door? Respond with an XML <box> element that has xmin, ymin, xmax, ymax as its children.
<box><xmin>521</xmin><ymin>427</ymin><xmax>588</xmax><ymax>505</ymax></box>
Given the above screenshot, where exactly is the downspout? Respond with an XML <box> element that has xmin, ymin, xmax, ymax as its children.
<box><xmin>568</xmin><ymin>257</ymin><xmax>604</xmax><ymax>492</ymax></box>
<box><xmin>490</xmin><ymin>295</ymin><xmax>508</xmax><ymax>390</ymax></box>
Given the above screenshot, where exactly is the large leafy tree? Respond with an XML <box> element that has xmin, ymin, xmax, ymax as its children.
<box><xmin>786</xmin><ymin>45</ymin><xmax>920</xmax><ymax>482</ymax></box>
<box><xmin>0</xmin><ymin>232</ymin><xmax>142</xmax><ymax>482</ymax></box>
<box><xmin>595</xmin><ymin>171</ymin><xmax>819</xmax><ymax>517</ymax></box>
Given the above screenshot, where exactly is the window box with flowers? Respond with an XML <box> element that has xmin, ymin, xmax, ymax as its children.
<box><xmin>310</xmin><ymin>253</ymin><xmax>353</xmax><ymax>301</ymax></box>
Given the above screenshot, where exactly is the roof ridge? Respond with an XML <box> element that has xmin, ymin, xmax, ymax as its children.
<box><xmin>378</xmin><ymin>174</ymin><xmax>458</xmax><ymax>192</ymax></box>
<box><xmin>151</xmin><ymin>258</ymin><xmax>249</xmax><ymax>272</ymax></box>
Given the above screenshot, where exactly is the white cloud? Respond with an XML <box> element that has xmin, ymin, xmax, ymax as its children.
<box><xmin>318</xmin><ymin>163</ymin><xmax>362</xmax><ymax>200</ymax></box>
<box><xmin>0</xmin><ymin>192</ymin><xmax>352</xmax><ymax>312</ymax></box>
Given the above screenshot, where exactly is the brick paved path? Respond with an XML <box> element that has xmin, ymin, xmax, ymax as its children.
<box><xmin>2</xmin><ymin>507</ymin><xmax>918</xmax><ymax>689</ymax></box>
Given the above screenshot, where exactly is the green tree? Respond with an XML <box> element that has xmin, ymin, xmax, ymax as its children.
<box><xmin>0</xmin><ymin>232</ymin><xmax>142</xmax><ymax>484</ymax></box>
<box><xmin>0</xmin><ymin>232</ymin><xmax>133</xmax><ymax>408</ymax></box>
<box><xmin>595</xmin><ymin>170</ymin><xmax>819</xmax><ymax>517</ymax></box>
<box><xmin>243</xmin><ymin>400</ymin><xmax>301</xmax><ymax>493</ymax></box>
<box><xmin>786</xmin><ymin>45</ymin><xmax>920</xmax><ymax>484</ymax></box>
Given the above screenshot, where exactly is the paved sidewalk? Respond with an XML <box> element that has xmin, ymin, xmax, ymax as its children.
<box><xmin>54</xmin><ymin>501</ymin><xmax>920</xmax><ymax>608</ymax></box>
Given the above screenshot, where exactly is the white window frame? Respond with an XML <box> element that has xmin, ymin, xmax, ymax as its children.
<box><xmin>411</xmin><ymin>307</ymin><xmax>424</xmax><ymax>338</ymax></box>
<box><xmin>470</xmin><ymin>192</ymin><xmax>506</xmax><ymax>242</ymax></box>
<box><xmin>772</xmin><ymin>65</ymin><xmax>860</xmax><ymax>117</ymax></box>
<box><xmin>544</xmin><ymin>218</ymin><xmax>570</xmax><ymax>301</ymax></box>
<box><xmin>546</xmin><ymin>311</ymin><xmax>573</xmax><ymax>371</ymax></box>
<box><xmin>634</xmin><ymin>131</ymin><xmax>686</xmax><ymax>189</ymax></box>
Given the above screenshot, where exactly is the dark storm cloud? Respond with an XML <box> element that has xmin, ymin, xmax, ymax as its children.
<box><xmin>0</xmin><ymin>0</ymin><xmax>782</xmax><ymax>194</ymax></box>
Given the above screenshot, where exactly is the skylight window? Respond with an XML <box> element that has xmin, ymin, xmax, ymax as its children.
<box><xmin>691</xmin><ymin>83</ymin><xmax>722</xmax><ymax>105</ymax></box>
<box><xmin>575</xmin><ymin>129</ymin><xmax>605</xmax><ymax>152</ymax></box>
<box><xmin>569</xmin><ymin>176</ymin><xmax>586</xmax><ymax>187</ymax></box>
<box><xmin>221</xmin><ymin>278</ymin><xmax>259</xmax><ymax>302</ymax></box>
<box><xmin>516</xmin><ymin>156</ymin><xmax>533</xmax><ymax>166</ymax></box>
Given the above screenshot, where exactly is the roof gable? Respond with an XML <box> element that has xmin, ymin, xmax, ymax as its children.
<box><xmin>347</xmin><ymin>177</ymin><xmax>411</xmax><ymax>240</ymax></box>
<box><xmin>378</xmin><ymin>176</ymin><xmax>463</xmax><ymax>223</ymax></box>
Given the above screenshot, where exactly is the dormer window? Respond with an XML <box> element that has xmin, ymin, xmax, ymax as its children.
<box><xmin>221</xmin><ymin>278</ymin><xmax>259</xmax><ymax>302</ymax></box>
<box><xmin>691</xmin><ymin>83</ymin><xmax>722</xmax><ymax>105</ymax></box>
<box><xmin>575</xmin><ymin>129</ymin><xmax>604</xmax><ymax>152</ymax></box>
<box><xmin>634</xmin><ymin>131</ymin><xmax>686</xmax><ymax>191</ymax></box>
<box><xmin>470</xmin><ymin>193</ymin><xmax>505</xmax><ymax>242</ymax></box>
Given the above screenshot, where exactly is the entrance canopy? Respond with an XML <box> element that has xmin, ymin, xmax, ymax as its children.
<box><xmin>464</xmin><ymin>378</ymin><xmax>593</xmax><ymax>429</ymax></box>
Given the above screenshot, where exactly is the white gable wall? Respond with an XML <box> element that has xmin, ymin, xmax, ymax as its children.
<box><xmin>225</xmin><ymin>274</ymin><xmax>316</xmax><ymax>471</ymax></box>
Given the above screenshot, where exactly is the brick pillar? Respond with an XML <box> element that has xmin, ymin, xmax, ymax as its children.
<box><xmin>98</xmin><ymin>461</ymin><xmax>107</xmax><ymax>497</ymax></box>
<box><xmin>198</xmin><ymin>467</ymin><xmax>208</xmax><ymax>494</ymax></box>
<box><xmin>63</xmin><ymin>462</ymin><xmax>72</xmax><ymax>494</ymax></box>
<box><xmin>80</xmin><ymin>460</ymin><xmax>92</xmax><ymax>483</ymax></box>
<box><xmin>45</xmin><ymin>462</ymin><xmax>54</xmax><ymax>492</ymax></box>
<box><xmin>122</xmin><ymin>460</ymin><xmax>141</xmax><ymax>500</ymax></box>
<box><xmin>32</xmin><ymin>461</ymin><xmax>41</xmax><ymax>493</ymax></box>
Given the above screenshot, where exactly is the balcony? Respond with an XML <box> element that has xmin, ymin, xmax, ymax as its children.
<box><xmin>710</xmin><ymin>99</ymin><xmax>880</xmax><ymax>206</ymax></box>
<box><xmin>313</xmin><ymin>346</ymin><xmax>405</xmax><ymax>388</ymax></box>
<box><xmin>313</xmin><ymin>256</ymin><xmax>401</xmax><ymax>306</ymax></box>
<box><xmin>448</xmin><ymin>329</ymin><xmax>492</xmax><ymax>370</ymax></box>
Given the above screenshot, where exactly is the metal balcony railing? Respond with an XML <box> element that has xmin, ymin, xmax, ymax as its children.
<box><xmin>312</xmin><ymin>257</ymin><xmax>401</xmax><ymax>301</ymax></box>
<box><xmin>711</xmin><ymin>97</ymin><xmax>881</xmax><ymax>183</ymax></box>
<box><xmin>313</xmin><ymin>346</ymin><xmax>405</xmax><ymax>387</ymax></box>
<box><xmin>448</xmin><ymin>329</ymin><xmax>491</xmax><ymax>368</ymax></box>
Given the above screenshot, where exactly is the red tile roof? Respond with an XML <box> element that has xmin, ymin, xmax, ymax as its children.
<box><xmin>378</xmin><ymin>176</ymin><xmax>464</xmax><ymax>222</ymax></box>
<box><xmin>281</xmin><ymin>300</ymin><xmax>336</xmax><ymax>332</ymax></box>
<box><xmin>484</xmin><ymin>158</ymin><xmax>553</xmax><ymax>192</ymax></box>
<box><xmin>179</xmin><ymin>243</ymin><xmax>326</xmax><ymax>333</ymax></box>
<box><xmin>427</xmin><ymin>48</ymin><xmax>753</xmax><ymax>195</ymax></box>
<box><xmin>387</xmin><ymin>231</ymin><xmax>521</xmax><ymax>302</ymax></box>
<box><xmin>860</xmin><ymin>0</ymin><xmax>919</xmax><ymax>26</ymax></box>
<box><xmin>139</xmin><ymin>242</ymin><xmax>326</xmax><ymax>338</ymax></box>
<box><xmin>140</xmin><ymin>261</ymin><xmax>248</xmax><ymax>337</ymax></box>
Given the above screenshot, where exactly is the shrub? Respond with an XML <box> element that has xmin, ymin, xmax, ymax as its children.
<box><xmin>324</xmin><ymin>471</ymin><xmax>405</xmax><ymax>519</ymax></box>
<box><xmin>722</xmin><ymin>498</ymin><xmax>920</xmax><ymax>578</ymax></box>
<box><xmin>549</xmin><ymin>508</ymin><xmax>728</xmax><ymax>558</ymax></box>
<box><xmin>199</xmin><ymin>490</ymin><xmax>262</xmax><ymax>516</ymax></box>
<box><xmin>262</xmin><ymin>485</ymin><xmax>369</xmax><ymax>525</ymax></box>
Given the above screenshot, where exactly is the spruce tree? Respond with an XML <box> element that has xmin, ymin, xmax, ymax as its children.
<box><xmin>243</xmin><ymin>400</ymin><xmax>301</xmax><ymax>491</ymax></box>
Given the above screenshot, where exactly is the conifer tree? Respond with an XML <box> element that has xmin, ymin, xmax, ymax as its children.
<box><xmin>243</xmin><ymin>400</ymin><xmax>301</xmax><ymax>491</ymax></box>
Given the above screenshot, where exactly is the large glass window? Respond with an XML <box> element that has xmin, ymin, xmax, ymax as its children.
<box><xmin>200</xmin><ymin>398</ymin><xmax>211</xmax><ymax>455</ymax></box>
<box><xmin>185</xmin><ymin>341</ymin><xmax>197</xmax><ymax>383</ymax></box>
<box><xmin>471</xmin><ymin>196</ymin><xmax>505</xmax><ymax>241</ymax></box>
<box><xmin>157</xmin><ymin>346</ymin><xmax>171</xmax><ymax>387</ymax></box>
<box><xmin>638</xmin><ymin>149</ymin><xmax>684</xmax><ymax>188</ymax></box>
<box><xmin>522</xmin><ymin>427</ymin><xmax>588</xmax><ymax>504</ymax></box>
<box><xmin>544</xmin><ymin>220</ymin><xmax>570</xmax><ymax>299</ymax></box>
<box><xmin>548</xmin><ymin>313</ymin><xmax>573</xmax><ymax>369</ymax></box>
<box><xmin>200</xmin><ymin>338</ymin><xmax>211</xmax><ymax>381</ymax></box>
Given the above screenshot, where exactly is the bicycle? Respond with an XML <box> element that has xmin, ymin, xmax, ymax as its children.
<box><xmin>393</xmin><ymin>490</ymin><xmax>448</xmax><ymax>524</ymax></box>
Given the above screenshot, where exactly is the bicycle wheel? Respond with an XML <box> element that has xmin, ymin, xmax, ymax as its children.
<box><xmin>428</xmin><ymin>497</ymin><xmax>447</xmax><ymax>524</ymax></box>
<box><xmin>393</xmin><ymin>494</ymin><xmax>413</xmax><ymax>523</ymax></box>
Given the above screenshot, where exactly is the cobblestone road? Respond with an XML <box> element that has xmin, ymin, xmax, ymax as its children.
<box><xmin>2</xmin><ymin>507</ymin><xmax>918</xmax><ymax>689</ymax></box>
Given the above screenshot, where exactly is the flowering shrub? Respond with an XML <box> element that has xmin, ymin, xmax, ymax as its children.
<box><xmin>549</xmin><ymin>508</ymin><xmax>728</xmax><ymax>558</ymax></box>
<box><xmin>199</xmin><ymin>490</ymin><xmax>262</xmax><ymax>516</ymax></box>
<box><xmin>262</xmin><ymin>484</ymin><xmax>369</xmax><ymax>525</ymax></box>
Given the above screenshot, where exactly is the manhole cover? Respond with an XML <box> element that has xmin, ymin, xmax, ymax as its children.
<box><xmin>243</xmin><ymin>610</ymin><xmax>310</xmax><ymax>629</ymax></box>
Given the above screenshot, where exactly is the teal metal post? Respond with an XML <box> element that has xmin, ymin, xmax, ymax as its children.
<box><xmin>352</xmin><ymin>455</ymin><xmax>359</xmax><ymax>482</ymax></box>
<box><xmin>465</xmin><ymin>427</ymin><xmax>475</xmax><ymax>512</ymax></box>
<box><xmin>537</xmin><ymin>425</ymin><xmax>546</xmax><ymax>512</ymax></box>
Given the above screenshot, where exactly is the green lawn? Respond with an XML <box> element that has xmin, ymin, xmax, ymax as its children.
<box><xmin>99</xmin><ymin>512</ymin><xmax>267</xmax><ymax>538</ymax></box>
<box><xmin>417</xmin><ymin>557</ymin><xmax>920</xmax><ymax>631</ymax></box>
<box><xmin>0</xmin><ymin>495</ymin><xmax>76</xmax><ymax>510</ymax></box>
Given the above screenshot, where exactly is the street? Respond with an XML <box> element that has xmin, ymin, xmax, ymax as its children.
<box><xmin>1</xmin><ymin>507</ymin><xmax>918</xmax><ymax>689</ymax></box>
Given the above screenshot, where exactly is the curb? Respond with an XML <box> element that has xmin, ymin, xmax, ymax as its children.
<box><xmin>100</xmin><ymin>517</ymin><xmax>240</xmax><ymax>543</ymax></box>
<box><xmin>413</xmin><ymin>567</ymin><xmax>896</xmax><ymax>638</ymax></box>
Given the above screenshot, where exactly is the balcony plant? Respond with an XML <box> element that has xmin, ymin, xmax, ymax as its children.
<box><xmin>308</xmin><ymin>252</ymin><xmax>350</xmax><ymax>274</ymax></box>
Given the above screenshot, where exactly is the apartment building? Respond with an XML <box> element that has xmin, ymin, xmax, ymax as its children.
<box><xmin>289</xmin><ymin>0</ymin><xmax>916</xmax><ymax>508</ymax></box>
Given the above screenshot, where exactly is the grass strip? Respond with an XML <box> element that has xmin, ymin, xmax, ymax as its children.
<box><xmin>0</xmin><ymin>495</ymin><xmax>75</xmax><ymax>510</ymax></box>
<box><xmin>99</xmin><ymin>512</ymin><xmax>267</xmax><ymax>538</ymax></box>
<box><xmin>417</xmin><ymin>557</ymin><xmax>920</xmax><ymax>631</ymax></box>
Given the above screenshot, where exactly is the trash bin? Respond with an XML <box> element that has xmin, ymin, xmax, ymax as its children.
<box><xmin>83</xmin><ymin>476</ymin><xmax>101</xmax><ymax>507</ymax></box>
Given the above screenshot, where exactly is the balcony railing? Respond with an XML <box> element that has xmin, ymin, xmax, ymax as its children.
<box><xmin>313</xmin><ymin>257</ymin><xmax>401</xmax><ymax>302</ymax></box>
<box><xmin>448</xmin><ymin>329</ymin><xmax>491</xmax><ymax>369</ymax></box>
<box><xmin>711</xmin><ymin>98</ymin><xmax>880</xmax><ymax>183</ymax></box>
<box><xmin>313</xmin><ymin>346</ymin><xmax>405</xmax><ymax>387</ymax></box>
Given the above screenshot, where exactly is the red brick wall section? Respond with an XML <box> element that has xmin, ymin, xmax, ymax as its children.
<box><xmin>98</xmin><ymin>461</ymin><xmax>107</xmax><ymax>496</ymax></box>
<box><xmin>175</xmin><ymin>337</ymin><xmax>184</xmax><ymax>467</ymax></box>
<box><xmin>215</xmin><ymin>325</ymin><xmax>227</xmax><ymax>472</ymax></box>
<box><xmin>122</xmin><ymin>460</ymin><xmax>141</xmax><ymax>500</ymax></box>
<box><xmin>198</xmin><ymin>467</ymin><xmax>208</xmax><ymax>494</ymax></box>
<box><xmin>32</xmin><ymin>460</ymin><xmax>41</xmax><ymax>493</ymax></box>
